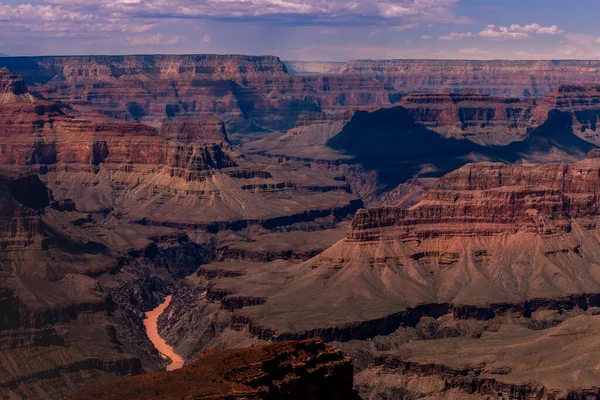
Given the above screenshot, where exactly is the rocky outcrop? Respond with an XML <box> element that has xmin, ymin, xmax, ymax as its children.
<box><xmin>69</xmin><ymin>340</ymin><xmax>358</xmax><ymax>400</ymax></box>
<box><xmin>348</xmin><ymin>156</ymin><xmax>600</xmax><ymax>241</ymax></box>
<box><xmin>0</xmin><ymin>67</ymin><xmax>32</xmax><ymax>102</ymax></box>
<box><xmin>159</xmin><ymin>115</ymin><xmax>228</xmax><ymax>143</ymax></box>
<box><xmin>535</xmin><ymin>84</ymin><xmax>600</xmax><ymax>145</ymax></box>
<box><xmin>400</xmin><ymin>91</ymin><xmax>536</xmax><ymax>145</ymax></box>
<box><xmin>0</xmin><ymin>70</ymin><xmax>359</xmax><ymax>229</ymax></box>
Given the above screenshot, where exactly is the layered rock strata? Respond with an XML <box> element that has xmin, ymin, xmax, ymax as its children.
<box><xmin>400</xmin><ymin>90</ymin><xmax>536</xmax><ymax>145</ymax></box>
<box><xmin>0</xmin><ymin>55</ymin><xmax>395</xmax><ymax>131</ymax></box>
<box><xmin>0</xmin><ymin>69</ymin><xmax>360</xmax><ymax>399</ymax></box>
<box><xmin>180</xmin><ymin>153</ymin><xmax>600</xmax><ymax>343</ymax></box>
<box><xmin>0</xmin><ymin>69</ymin><xmax>361</xmax><ymax>229</ymax></box>
<box><xmin>339</xmin><ymin>59</ymin><xmax>600</xmax><ymax>96</ymax></box>
<box><xmin>535</xmin><ymin>84</ymin><xmax>600</xmax><ymax>145</ymax></box>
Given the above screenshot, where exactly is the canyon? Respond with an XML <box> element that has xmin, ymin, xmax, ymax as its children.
<box><xmin>4</xmin><ymin>54</ymin><xmax>600</xmax><ymax>399</ymax></box>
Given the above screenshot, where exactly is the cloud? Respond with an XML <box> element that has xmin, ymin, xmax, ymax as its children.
<box><xmin>478</xmin><ymin>25</ymin><xmax>530</xmax><ymax>40</ymax></box>
<box><xmin>201</xmin><ymin>34</ymin><xmax>212</xmax><ymax>45</ymax></box>
<box><xmin>440</xmin><ymin>23</ymin><xmax>566</xmax><ymax>42</ymax></box>
<box><xmin>64</xmin><ymin>0</ymin><xmax>463</xmax><ymax>26</ymax></box>
<box><xmin>420</xmin><ymin>34</ymin><xmax>432</xmax><ymax>39</ymax></box>
<box><xmin>440</xmin><ymin>32</ymin><xmax>473</xmax><ymax>40</ymax></box>
<box><xmin>0</xmin><ymin>3</ymin><xmax>93</xmax><ymax>21</ymax></box>
<box><xmin>479</xmin><ymin>23</ymin><xmax>565</xmax><ymax>40</ymax></box>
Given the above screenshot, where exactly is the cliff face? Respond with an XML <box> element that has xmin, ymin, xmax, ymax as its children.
<box><xmin>535</xmin><ymin>84</ymin><xmax>600</xmax><ymax>145</ymax></box>
<box><xmin>283</xmin><ymin>59</ymin><xmax>600</xmax><ymax>96</ymax></box>
<box><xmin>0</xmin><ymin>55</ymin><xmax>395</xmax><ymax>132</ymax></box>
<box><xmin>399</xmin><ymin>91</ymin><xmax>536</xmax><ymax>145</ymax></box>
<box><xmin>339</xmin><ymin>59</ymin><xmax>600</xmax><ymax>96</ymax></box>
<box><xmin>0</xmin><ymin>69</ymin><xmax>359</xmax><ymax>227</ymax></box>
<box><xmin>69</xmin><ymin>340</ymin><xmax>357</xmax><ymax>400</ymax></box>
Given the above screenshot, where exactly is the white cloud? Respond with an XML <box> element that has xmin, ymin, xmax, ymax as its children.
<box><xmin>201</xmin><ymin>34</ymin><xmax>212</xmax><ymax>45</ymax></box>
<box><xmin>440</xmin><ymin>23</ymin><xmax>566</xmax><ymax>42</ymax></box>
<box><xmin>440</xmin><ymin>32</ymin><xmax>473</xmax><ymax>40</ymax></box>
<box><xmin>478</xmin><ymin>23</ymin><xmax>565</xmax><ymax>40</ymax></box>
<box><xmin>99</xmin><ymin>0</ymin><xmax>462</xmax><ymax>24</ymax></box>
<box><xmin>0</xmin><ymin>3</ymin><xmax>93</xmax><ymax>21</ymax></box>
<box><xmin>478</xmin><ymin>25</ymin><xmax>530</xmax><ymax>40</ymax></box>
<box><xmin>420</xmin><ymin>34</ymin><xmax>432</xmax><ymax>39</ymax></box>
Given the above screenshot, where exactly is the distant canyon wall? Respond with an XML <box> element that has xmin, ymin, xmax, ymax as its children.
<box><xmin>287</xmin><ymin>59</ymin><xmax>600</xmax><ymax>97</ymax></box>
<box><xmin>0</xmin><ymin>55</ymin><xmax>395</xmax><ymax>132</ymax></box>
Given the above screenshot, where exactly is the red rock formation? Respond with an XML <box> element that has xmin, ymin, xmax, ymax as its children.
<box><xmin>534</xmin><ymin>84</ymin><xmax>600</xmax><ymax>145</ymax></box>
<box><xmin>0</xmin><ymin>68</ymin><xmax>362</xmax><ymax>399</ymax></box>
<box><xmin>69</xmin><ymin>340</ymin><xmax>357</xmax><ymax>400</ymax></box>
<box><xmin>0</xmin><ymin>69</ymin><xmax>359</xmax><ymax>226</ymax></box>
<box><xmin>339</xmin><ymin>59</ymin><xmax>600</xmax><ymax>96</ymax></box>
<box><xmin>0</xmin><ymin>55</ymin><xmax>395</xmax><ymax>131</ymax></box>
<box><xmin>174</xmin><ymin>152</ymin><xmax>600</xmax><ymax>346</ymax></box>
<box><xmin>400</xmin><ymin>91</ymin><xmax>536</xmax><ymax>145</ymax></box>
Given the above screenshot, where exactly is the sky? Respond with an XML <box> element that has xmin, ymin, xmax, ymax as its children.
<box><xmin>1</xmin><ymin>0</ymin><xmax>600</xmax><ymax>60</ymax></box>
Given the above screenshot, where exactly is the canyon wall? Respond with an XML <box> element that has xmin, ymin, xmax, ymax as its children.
<box><xmin>0</xmin><ymin>68</ymin><xmax>362</xmax><ymax>399</ymax></box>
<box><xmin>288</xmin><ymin>59</ymin><xmax>600</xmax><ymax>96</ymax></box>
<box><xmin>0</xmin><ymin>55</ymin><xmax>395</xmax><ymax>132</ymax></box>
<box><xmin>340</xmin><ymin>59</ymin><xmax>600</xmax><ymax>96</ymax></box>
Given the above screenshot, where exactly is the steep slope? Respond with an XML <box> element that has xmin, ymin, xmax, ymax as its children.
<box><xmin>185</xmin><ymin>152</ymin><xmax>600</xmax><ymax>341</ymax></box>
<box><xmin>0</xmin><ymin>68</ymin><xmax>360</xmax><ymax>230</ymax></box>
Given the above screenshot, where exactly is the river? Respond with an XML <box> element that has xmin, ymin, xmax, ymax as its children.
<box><xmin>143</xmin><ymin>295</ymin><xmax>185</xmax><ymax>371</ymax></box>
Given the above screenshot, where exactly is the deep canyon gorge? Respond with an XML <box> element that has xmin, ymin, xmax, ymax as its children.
<box><xmin>3</xmin><ymin>55</ymin><xmax>600</xmax><ymax>399</ymax></box>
